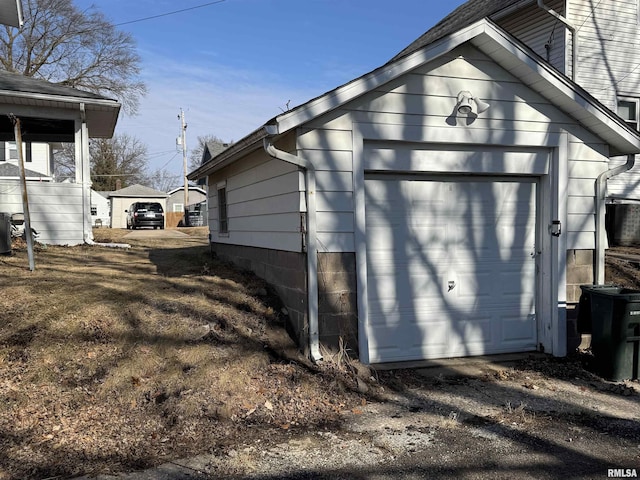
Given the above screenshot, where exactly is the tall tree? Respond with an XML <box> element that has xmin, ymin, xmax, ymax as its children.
<box><xmin>189</xmin><ymin>134</ymin><xmax>232</xmax><ymax>172</ymax></box>
<box><xmin>0</xmin><ymin>0</ymin><xmax>146</xmax><ymax>113</ymax></box>
<box><xmin>90</xmin><ymin>133</ymin><xmax>148</xmax><ymax>191</ymax></box>
<box><xmin>147</xmin><ymin>168</ymin><xmax>181</xmax><ymax>193</ymax></box>
<box><xmin>53</xmin><ymin>134</ymin><xmax>149</xmax><ymax>189</ymax></box>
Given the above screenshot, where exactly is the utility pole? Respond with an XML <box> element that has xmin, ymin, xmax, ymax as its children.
<box><xmin>179</xmin><ymin>108</ymin><xmax>189</xmax><ymax>213</ymax></box>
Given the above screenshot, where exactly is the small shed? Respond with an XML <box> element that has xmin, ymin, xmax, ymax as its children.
<box><xmin>190</xmin><ymin>19</ymin><xmax>640</xmax><ymax>364</ymax></box>
<box><xmin>108</xmin><ymin>184</ymin><xmax>168</xmax><ymax>229</ymax></box>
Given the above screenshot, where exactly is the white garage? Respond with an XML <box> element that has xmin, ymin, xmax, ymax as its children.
<box><xmin>364</xmin><ymin>175</ymin><xmax>538</xmax><ymax>363</ymax></box>
<box><xmin>190</xmin><ymin>19</ymin><xmax>640</xmax><ymax>365</ymax></box>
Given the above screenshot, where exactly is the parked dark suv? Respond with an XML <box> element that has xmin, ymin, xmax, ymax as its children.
<box><xmin>126</xmin><ymin>202</ymin><xmax>165</xmax><ymax>230</ymax></box>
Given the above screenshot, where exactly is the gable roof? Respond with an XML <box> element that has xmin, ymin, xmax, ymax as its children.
<box><xmin>0</xmin><ymin>162</ymin><xmax>51</xmax><ymax>179</ymax></box>
<box><xmin>107</xmin><ymin>184</ymin><xmax>168</xmax><ymax>198</ymax></box>
<box><xmin>167</xmin><ymin>186</ymin><xmax>206</xmax><ymax>196</ymax></box>
<box><xmin>189</xmin><ymin>17</ymin><xmax>640</xmax><ymax>180</ymax></box>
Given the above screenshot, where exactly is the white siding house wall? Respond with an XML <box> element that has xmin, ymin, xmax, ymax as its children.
<box><xmin>564</xmin><ymin>0</ymin><xmax>640</xmax><ymax>202</ymax></box>
<box><xmin>297</xmin><ymin>129</ymin><xmax>355</xmax><ymax>252</ymax></box>
<box><xmin>568</xmin><ymin>0</ymin><xmax>640</xmax><ymax>111</ymax></box>
<box><xmin>29</xmin><ymin>143</ymin><xmax>52</xmax><ymax>177</ymax></box>
<box><xmin>297</xmin><ymin>45</ymin><xmax>608</xmax><ymax>253</ymax></box>
<box><xmin>607</xmin><ymin>156</ymin><xmax>640</xmax><ymax>201</ymax></box>
<box><xmin>208</xmin><ymin>148</ymin><xmax>305</xmax><ymax>252</ymax></box>
<box><xmin>90</xmin><ymin>190</ymin><xmax>110</xmax><ymax>227</ymax></box>
<box><xmin>0</xmin><ymin>180</ymin><xmax>84</xmax><ymax>244</ymax></box>
<box><xmin>496</xmin><ymin>0</ymin><xmax>567</xmax><ymax>75</ymax></box>
<box><xmin>0</xmin><ymin>142</ymin><xmax>52</xmax><ymax>177</ymax></box>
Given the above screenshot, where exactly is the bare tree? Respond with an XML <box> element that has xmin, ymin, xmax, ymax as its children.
<box><xmin>52</xmin><ymin>142</ymin><xmax>76</xmax><ymax>180</ymax></box>
<box><xmin>90</xmin><ymin>133</ymin><xmax>148</xmax><ymax>191</ymax></box>
<box><xmin>189</xmin><ymin>134</ymin><xmax>232</xmax><ymax>172</ymax></box>
<box><xmin>147</xmin><ymin>168</ymin><xmax>181</xmax><ymax>193</ymax></box>
<box><xmin>0</xmin><ymin>0</ymin><xmax>146</xmax><ymax>114</ymax></box>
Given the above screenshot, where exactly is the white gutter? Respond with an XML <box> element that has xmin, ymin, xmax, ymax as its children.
<box><xmin>537</xmin><ymin>0</ymin><xmax>578</xmax><ymax>81</ymax></box>
<box><xmin>595</xmin><ymin>154</ymin><xmax>635</xmax><ymax>283</ymax></box>
<box><xmin>0</xmin><ymin>90</ymin><xmax>120</xmax><ymax>107</ymax></box>
<box><xmin>263</xmin><ymin>125</ymin><xmax>323</xmax><ymax>363</ymax></box>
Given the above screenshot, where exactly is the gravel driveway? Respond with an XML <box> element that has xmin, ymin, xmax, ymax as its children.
<box><xmin>75</xmin><ymin>354</ymin><xmax>639</xmax><ymax>480</ymax></box>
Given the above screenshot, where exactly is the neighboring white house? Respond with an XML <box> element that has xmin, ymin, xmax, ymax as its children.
<box><xmin>0</xmin><ymin>70</ymin><xmax>120</xmax><ymax>245</ymax></box>
<box><xmin>91</xmin><ymin>190</ymin><xmax>110</xmax><ymax>227</ymax></box>
<box><xmin>189</xmin><ymin>17</ymin><xmax>640</xmax><ymax>365</ymax></box>
<box><xmin>0</xmin><ymin>140</ymin><xmax>54</xmax><ymax>178</ymax></box>
<box><xmin>166</xmin><ymin>185</ymin><xmax>207</xmax><ymax>213</ymax></box>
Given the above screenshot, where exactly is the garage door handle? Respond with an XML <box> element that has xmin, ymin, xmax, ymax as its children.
<box><xmin>448</xmin><ymin>281</ymin><xmax>456</xmax><ymax>292</ymax></box>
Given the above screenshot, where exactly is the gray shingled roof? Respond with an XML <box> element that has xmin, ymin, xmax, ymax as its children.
<box><xmin>0</xmin><ymin>69</ymin><xmax>115</xmax><ymax>101</ymax></box>
<box><xmin>107</xmin><ymin>183</ymin><xmax>169</xmax><ymax>198</ymax></box>
<box><xmin>390</xmin><ymin>0</ymin><xmax>526</xmax><ymax>62</ymax></box>
<box><xmin>0</xmin><ymin>162</ymin><xmax>50</xmax><ymax>178</ymax></box>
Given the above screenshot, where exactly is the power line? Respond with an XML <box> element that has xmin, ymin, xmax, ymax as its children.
<box><xmin>114</xmin><ymin>1</ymin><xmax>226</xmax><ymax>28</ymax></box>
<box><xmin>157</xmin><ymin>152</ymin><xmax>179</xmax><ymax>170</ymax></box>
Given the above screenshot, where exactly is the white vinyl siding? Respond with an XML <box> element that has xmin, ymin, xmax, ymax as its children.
<box><xmin>0</xmin><ymin>142</ymin><xmax>51</xmax><ymax>176</ymax></box>
<box><xmin>297</xmin><ymin>129</ymin><xmax>355</xmax><ymax>252</ymax></box>
<box><xmin>207</xmin><ymin>148</ymin><xmax>304</xmax><ymax>252</ymax></box>
<box><xmin>606</xmin><ymin>156</ymin><xmax>640</xmax><ymax>201</ymax></box>
<box><xmin>0</xmin><ymin>181</ymin><xmax>84</xmax><ymax>245</ymax></box>
<box><xmin>90</xmin><ymin>190</ymin><xmax>110</xmax><ymax>227</ymax></box>
<box><xmin>607</xmin><ymin>98</ymin><xmax>640</xmax><ymax>201</ymax></box>
<box><xmin>567</xmin><ymin>0</ymin><xmax>640</xmax><ymax>110</ymax></box>
<box><xmin>567</xmin><ymin>139</ymin><xmax>609</xmax><ymax>248</ymax></box>
<box><xmin>496</xmin><ymin>0</ymin><xmax>567</xmax><ymax>75</ymax></box>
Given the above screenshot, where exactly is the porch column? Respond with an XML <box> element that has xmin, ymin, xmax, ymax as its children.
<box><xmin>75</xmin><ymin>108</ymin><xmax>92</xmax><ymax>243</ymax></box>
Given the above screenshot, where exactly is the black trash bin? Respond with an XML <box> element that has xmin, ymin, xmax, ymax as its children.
<box><xmin>0</xmin><ymin>212</ymin><xmax>10</xmax><ymax>254</ymax></box>
<box><xmin>578</xmin><ymin>285</ymin><xmax>640</xmax><ymax>381</ymax></box>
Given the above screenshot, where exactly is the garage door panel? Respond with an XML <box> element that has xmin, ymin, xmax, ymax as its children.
<box><xmin>367</xmin><ymin>276</ymin><xmax>443</xmax><ymax>314</ymax></box>
<box><xmin>365</xmin><ymin>176</ymin><xmax>538</xmax><ymax>363</ymax></box>
<box><xmin>501</xmin><ymin>314</ymin><xmax>537</xmax><ymax>344</ymax></box>
<box><xmin>449</xmin><ymin>317</ymin><xmax>494</xmax><ymax>352</ymax></box>
<box><xmin>453</xmin><ymin>225</ymin><xmax>535</xmax><ymax>258</ymax></box>
<box><xmin>369</xmin><ymin>321</ymin><xmax>451</xmax><ymax>362</ymax></box>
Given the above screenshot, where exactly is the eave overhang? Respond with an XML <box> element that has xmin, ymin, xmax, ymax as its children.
<box><xmin>0</xmin><ymin>89</ymin><xmax>121</xmax><ymax>139</ymax></box>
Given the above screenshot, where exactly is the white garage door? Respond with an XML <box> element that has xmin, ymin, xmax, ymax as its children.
<box><xmin>365</xmin><ymin>176</ymin><xmax>538</xmax><ymax>363</ymax></box>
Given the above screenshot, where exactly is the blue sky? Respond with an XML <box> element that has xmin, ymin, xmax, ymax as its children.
<box><xmin>75</xmin><ymin>0</ymin><xmax>466</xmax><ymax>184</ymax></box>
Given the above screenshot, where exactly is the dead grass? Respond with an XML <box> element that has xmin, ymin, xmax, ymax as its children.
<box><xmin>0</xmin><ymin>228</ymin><xmax>364</xmax><ymax>480</ymax></box>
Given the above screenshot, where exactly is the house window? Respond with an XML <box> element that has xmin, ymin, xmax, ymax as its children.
<box><xmin>618</xmin><ymin>98</ymin><xmax>639</xmax><ymax>130</ymax></box>
<box><xmin>25</xmin><ymin>142</ymin><xmax>32</xmax><ymax>162</ymax></box>
<box><xmin>173</xmin><ymin>203</ymin><xmax>184</xmax><ymax>212</ymax></box>
<box><xmin>217</xmin><ymin>186</ymin><xmax>228</xmax><ymax>234</ymax></box>
<box><xmin>7</xmin><ymin>142</ymin><xmax>17</xmax><ymax>160</ymax></box>
<box><xmin>91</xmin><ymin>205</ymin><xmax>97</xmax><ymax>216</ymax></box>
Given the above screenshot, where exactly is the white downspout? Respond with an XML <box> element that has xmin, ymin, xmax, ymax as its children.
<box><xmin>537</xmin><ymin>0</ymin><xmax>578</xmax><ymax>81</ymax></box>
<box><xmin>595</xmin><ymin>154</ymin><xmax>635</xmax><ymax>283</ymax></box>
<box><xmin>263</xmin><ymin>126</ymin><xmax>323</xmax><ymax>363</ymax></box>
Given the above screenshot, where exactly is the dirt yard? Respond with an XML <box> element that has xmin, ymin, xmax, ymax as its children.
<box><xmin>0</xmin><ymin>231</ymin><xmax>638</xmax><ymax>479</ymax></box>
